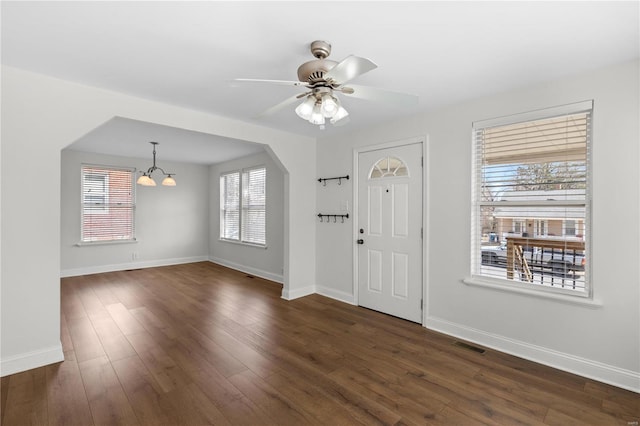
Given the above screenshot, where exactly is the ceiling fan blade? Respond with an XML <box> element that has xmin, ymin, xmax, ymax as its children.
<box><xmin>340</xmin><ymin>84</ymin><xmax>419</xmax><ymax>108</ymax></box>
<box><xmin>257</xmin><ymin>93</ymin><xmax>307</xmax><ymax>118</ymax></box>
<box><xmin>324</xmin><ymin>55</ymin><xmax>377</xmax><ymax>85</ymax></box>
<box><xmin>233</xmin><ymin>78</ymin><xmax>306</xmax><ymax>87</ymax></box>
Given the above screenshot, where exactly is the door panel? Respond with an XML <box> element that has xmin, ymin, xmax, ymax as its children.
<box><xmin>392</xmin><ymin>183</ymin><xmax>409</xmax><ymax>237</ymax></box>
<box><xmin>368</xmin><ymin>186</ymin><xmax>383</xmax><ymax>236</ymax></box>
<box><xmin>357</xmin><ymin>142</ymin><xmax>423</xmax><ymax>323</ymax></box>
<box><xmin>368</xmin><ymin>249</ymin><xmax>383</xmax><ymax>293</ymax></box>
<box><xmin>392</xmin><ymin>252</ymin><xmax>409</xmax><ymax>298</ymax></box>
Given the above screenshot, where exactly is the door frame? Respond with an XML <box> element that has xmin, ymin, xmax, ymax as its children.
<box><xmin>352</xmin><ymin>135</ymin><xmax>429</xmax><ymax>325</ymax></box>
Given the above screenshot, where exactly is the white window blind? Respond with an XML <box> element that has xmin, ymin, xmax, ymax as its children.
<box><xmin>242</xmin><ymin>167</ymin><xmax>266</xmax><ymax>245</ymax></box>
<box><xmin>220</xmin><ymin>167</ymin><xmax>266</xmax><ymax>245</ymax></box>
<box><xmin>472</xmin><ymin>101</ymin><xmax>592</xmax><ymax>296</ymax></box>
<box><xmin>220</xmin><ymin>172</ymin><xmax>240</xmax><ymax>241</ymax></box>
<box><xmin>81</xmin><ymin>165</ymin><xmax>135</xmax><ymax>242</ymax></box>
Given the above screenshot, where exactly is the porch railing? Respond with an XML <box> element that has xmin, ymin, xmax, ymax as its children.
<box><xmin>506</xmin><ymin>236</ymin><xmax>586</xmax><ymax>288</ymax></box>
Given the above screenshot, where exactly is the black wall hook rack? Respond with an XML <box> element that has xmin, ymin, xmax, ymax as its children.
<box><xmin>318</xmin><ymin>175</ymin><xmax>349</xmax><ymax>186</ymax></box>
<box><xmin>317</xmin><ymin>213</ymin><xmax>349</xmax><ymax>223</ymax></box>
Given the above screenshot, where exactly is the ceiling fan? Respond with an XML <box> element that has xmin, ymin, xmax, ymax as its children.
<box><xmin>235</xmin><ymin>40</ymin><xmax>418</xmax><ymax>129</ymax></box>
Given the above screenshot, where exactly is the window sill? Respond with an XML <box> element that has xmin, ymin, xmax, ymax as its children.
<box><xmin>218</xmin><ymin>238</ymin><xmax>267</xmax><ymax>249</ymax></box>
<box><xmin>75</xmin><ymin>239</ymin><xmax>138</xmax><ymax>247</ymax></box>
<box><xmin>462</xmin><ymin>275</ymin><xmax>603</xmax><ymax>308</ymax></box>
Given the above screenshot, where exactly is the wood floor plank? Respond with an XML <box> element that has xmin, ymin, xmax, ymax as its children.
<box><xmin>328</xmin><ymin>366</ymin><xmax>447</xmax><ymax>425</ymax></box>
<box><xmin>90</xmin><ymin>315</ymin><xmax>138</xmax><ymax>362</ymax></box>
<box><xmin>198</xmin><ymin>324</ymin><xmax>284</xmax><ymax>379</ymax></box>
<box><xmin>584</xmin><ymin>381</ymin><xmax>640</xmax><ymax>418</ymax></box>
<box><xmin>75</xmin><ymin>283</ymin><xmax>110</xmax><ymax>320</ymax></box>
<box><xmin>223</xmin><ymin>327</ymin><xmax>403</xmax><ymax>426</ymax></box>
<box><xmin>174</xmin><ymin>325</ymin><xmax>248</xmax><ymax>378</ymax></box>
<box><xmin>111</xmin><ymin>355</ymin><xmax>176</xmax><ymax>426</ymax></box>
<box><xmin>0</xmin><ymin>375</ymin><xmax>9</xmax><ymax>423</ymax></box>
<box><xmin>60</xmin><ymin>313</ymin><xmax>74</xmax><ymax>352</ymax></box>
<box><xmin>1</xmin><ymin>369</ymin><xmax>48</xmax><ymax>426</ymax></box>
<box><xmin>90</xmin><ymin>275</ymin><xmax>121</xmax><ymax>306</ymax></box>
<box><xmin>66</xmin><ymin>315</ymin><xmax>107</xmax><ymax>363</ymax></box>
<box><xmin>105</xmin><ymin>272</ymin><xmax>146</xmax><ymax>309</ymax></box>
<box><xmin>264</xmin><ymin>370</ymin><xmax>367</xmax><ymax>425</ymax></box>
<box><xmin>45</xmin><ymin>360</ymin><xmax>94</xmax><ymax>426</ymax></box>
<box><xmin>3</xmin><ymin>262</ymin><xmax>637</xmax><ymax>426</ymax></box>
<box><xmin>228</xmin><ymin>369</ymin><xmax>313</xmax><ymax>425</ymax></box>
<box><xmin>60</xmin><ymin>284</ymin><xmax>88</xmax><ymax>320</ymax></box>
<box><xmin>78</xmin><ymin>356</ymin><xmax>139</xmax><ymax>426</ymax></box>
<box><xmin>106</xmin><ymin>302</ymin><xmax>147</xmax><ymax>335</ymax></box>
<box><xmin>157</xmin><ymin>382</ymin><xmax>232</xmax><ymax>426</ymax></box>
<box><xmin>125</xmin><ymin>331</ymin><xmax>192</xmax><ymax>394</ymax></box>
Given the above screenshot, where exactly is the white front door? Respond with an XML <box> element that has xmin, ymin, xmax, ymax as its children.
<box><xmin>357</xmin><ymin>142</ymin><xmax>423</xmax><ymax>323</ymax></box>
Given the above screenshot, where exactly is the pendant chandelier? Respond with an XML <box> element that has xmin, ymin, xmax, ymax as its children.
<box><xmin>137</xmin><ymin>142</ymin><xmax>176</xmax><ymax>186</ymax></box>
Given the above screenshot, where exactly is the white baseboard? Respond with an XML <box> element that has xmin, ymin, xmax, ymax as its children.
<box><xmin>208</xmin><ymin>257</ymin><xmax>284</xmax><ymax>284</ymax></box>
<box><xmin>281</xmin><ymin>285</ymin><xmax>316</xmax><ymax>300</ymax></box>
<box><xmin>1</xmin><ymin>343</ymin><xmax>64</xmax><ymax>377</ymax></box>
<box><xmin>316</xmin><ymin>285</ymin><xmax>356</xmax><ymax>305</ymax></box>
<box><xmin>60</xmin><ymin>256</ymin><xmax>209</xmax><ymax>278</ymax></box>
<box><xmin>426</xmin><ymin>316</ymin><xmax>640</xmax><ymax>394</ymax></box>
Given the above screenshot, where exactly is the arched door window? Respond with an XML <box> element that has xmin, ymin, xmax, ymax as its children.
<box><xmin>369</xmin><ymin>156</ymin><xmax>408</xmax><ymax>179</ymax></box>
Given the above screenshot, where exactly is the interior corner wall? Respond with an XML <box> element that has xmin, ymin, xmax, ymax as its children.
<box><xmin>1</xmin><ymin>65</ymin><xmax>316</xmax><ymax>376</ymax></box>
<box><xmin>209</xmin><ymin>151</ymin><xmax>285</xmax><ymax>283</ymax></box>
<box><xmin>315</xmin><ymin>59</ymin><xmax>640</xmax><ymax>392</ymax></box>
<box><xmin>60</xmin><ymin>150</ymin><xmax>210</xmax><ymax>276</ymax></box>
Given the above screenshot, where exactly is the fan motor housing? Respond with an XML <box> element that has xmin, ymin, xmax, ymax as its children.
<box><xmin>297</xmin><ymin>40</ymin><xmax>338</xmax><ymax>85</ymax></box>
<box><xmin>297</xmin><ymin>59</ymin><xmax>338</xmax><ymax>84</ymax></box>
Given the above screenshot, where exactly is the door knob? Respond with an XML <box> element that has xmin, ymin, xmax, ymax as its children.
<box><xmin>357</xmin><ymin>239</ymin><xmax>364</xmax><ymax>245</ymax></box>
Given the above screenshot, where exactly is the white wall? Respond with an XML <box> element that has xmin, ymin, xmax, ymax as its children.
<box><xmin>316</xmin><ymin>60</ymin><xmax>640</xmax><ymax>392</ymax></box>
<box><xmin>209</xmin><ymin>151</ymin><xmax>285</xmax><ymax>283</ymax></box>
<box><xmin>60</xmin><ymin>150</ymin><xmax>209</xmax><ymax>276</ymax></box>
<box><xmin>1</xmin><ymin>66</ymin><xmax>316</xmax><ymax>376</ymax></box>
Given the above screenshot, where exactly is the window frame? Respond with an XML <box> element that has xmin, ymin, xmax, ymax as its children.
<box><xmin>219</xmin><ymin>165</ymin><xmax>267</xmax><ymax>247</ymax></box>
<box><xmin>80</xmin><ymin>164</ymin><xmax>136</xmax><ymax>244</ymax></box>
<box><xmin>469</xmin><ymin>100</ymin><xmax>593</xmax><ymax>299</ymax></box>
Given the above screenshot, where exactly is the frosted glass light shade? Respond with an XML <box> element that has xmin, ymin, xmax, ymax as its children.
<box><xmin>321</xmin><ymin>94</ymin><xmax>339</xmax><ymax>118</ymax></box>
<box><xmin>137</xmin><ymin>174</ymin><xmax>156</xmax><ymax>186</ymax></box>
<box><xmin>162</xmin><ymin>175</ymin><xmax>176</xmax><ymax>186</ymax></box>
<box><xmin>330</xmin><ymin>106</ymin><xmax>349</xmax><ymax>123</ymax></box>
<box><xmin>295</xmin><ymin>96</ymin><xmax>316</xmax><ymax>120</ymax></box>
<box><xmin>309</xmin><ymin>103</ymin><xmax>325</xmax><ymax>125</ymax></box>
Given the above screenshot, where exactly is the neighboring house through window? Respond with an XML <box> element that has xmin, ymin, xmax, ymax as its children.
<box><xmin>220</xmin><ymin>166</ymin><xmax>266</xmax><ymax>246</ymax></box>
<box><xmin>472</xmin><ymin>101</ymin><xmax>592</xmax><ymax>296</ymax></box>
<box><xmin>81</xmin><ymin>165</ymin><xmax>135</xmax><ymax>242</ymax></box>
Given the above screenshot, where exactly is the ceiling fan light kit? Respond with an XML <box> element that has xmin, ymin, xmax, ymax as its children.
<box><xmin>137</xmin><ymin>141</ymin><xmax>176</xmax><ymax>187</ymax></box>
<box><xmin>295</xmin><ymin>86</ymin><xmax>349</xmax><ymax>128</ymax></box>
<box><xmin>235</xmin><ymin>40</ymin><xmax>418</xmax><ymax>130</ymax></box>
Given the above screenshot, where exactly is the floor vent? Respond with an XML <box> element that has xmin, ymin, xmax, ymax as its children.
<box><xmin>453</xmin><ymin>341</ymin><xmax>486</xmax><ymax>354</ymax></box>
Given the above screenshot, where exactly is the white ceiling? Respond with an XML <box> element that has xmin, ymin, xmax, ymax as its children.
<box><xmin>68</xmin><ymin>117</ymin><xmax>265</xmax><ymax>165</ymax></box>
<box><xmin>2</xmin><ymin>1</ymin><xmax>638</xmax><ymax>163</ymax></box>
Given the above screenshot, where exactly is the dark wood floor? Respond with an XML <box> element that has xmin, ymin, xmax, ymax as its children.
<box><xmin>1</xmin><ymin>262</ymin><xmax>638</xmax><ymax>425</ymax></box>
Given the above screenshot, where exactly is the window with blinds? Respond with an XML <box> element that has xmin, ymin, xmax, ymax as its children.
<box><xmin>220</xmin><ymin>167</ymin><xmax>266</xmax><ymax>246</ymax></box>
<box><xmin>81</xmin><ymin>165</ymin><xmax>135</xmax><ymax>242</ymax></box>
<box><xmin>220</xmin><ymin>172</ymin><xmax>240</xmax><ymax>240</ymax></box>
<box><xmin>472</xmin><ymin>101</ymin><xmax>592</xmax><ymax>296</ymax></box>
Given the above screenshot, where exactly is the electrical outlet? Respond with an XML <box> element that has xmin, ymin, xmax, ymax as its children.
<box><xmin>132</xmin><ymin>252</ymin><xmax>138</xmax><ymax>261</ymax></box>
